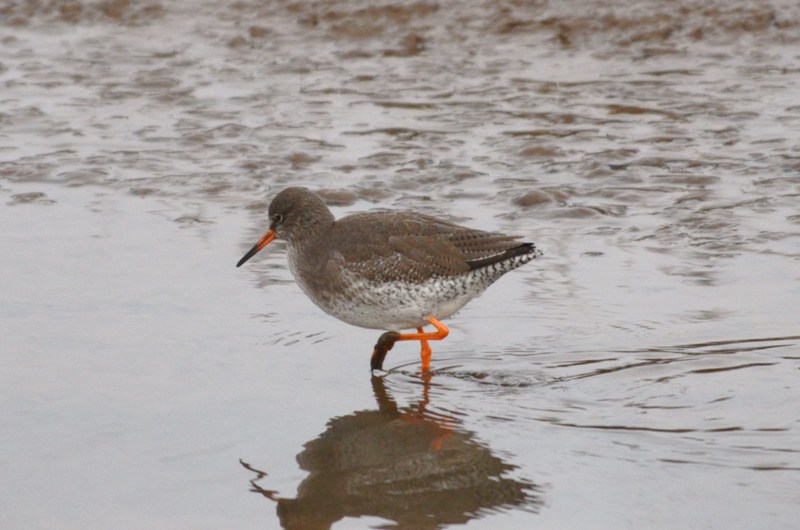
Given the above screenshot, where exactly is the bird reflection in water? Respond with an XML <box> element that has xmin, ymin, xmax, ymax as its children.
<box><xmin>241</xmin><ymin>375</ymin><xmax>542</xmax><ymax>529</ymax></box>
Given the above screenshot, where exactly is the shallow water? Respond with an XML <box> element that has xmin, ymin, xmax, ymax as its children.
<box><xmin>2</xmin><ymin>1</ymin><xmax>800</xmax><ymax>528</ymax></box>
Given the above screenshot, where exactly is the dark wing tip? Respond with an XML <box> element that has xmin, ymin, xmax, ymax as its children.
<box><xmin>466</xmin><ymin>242</ymin><xmax>542</xmax><ymax>271</ymax></box>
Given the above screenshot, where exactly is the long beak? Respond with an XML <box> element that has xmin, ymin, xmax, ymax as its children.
<box><xmin>236</xmin><ymin>228</ymin><xmax>276</xmax><ymax>267</ymax></box>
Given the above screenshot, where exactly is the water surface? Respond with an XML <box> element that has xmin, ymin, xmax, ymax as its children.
<box><xmin>2</xmin><ymin>1</ymin><xmax>799</xmax><ymax>528</ymax></box>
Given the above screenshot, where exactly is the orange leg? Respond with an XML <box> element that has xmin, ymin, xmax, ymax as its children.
<box><xmin>370</xmin><ymin>316</ymin><xmax>449</xmax><ymax>372</ymax></box>
<box><xmin>417</xmin><ymin>329</ymin><xmax>432</xmax><ymax>371</ymax></box>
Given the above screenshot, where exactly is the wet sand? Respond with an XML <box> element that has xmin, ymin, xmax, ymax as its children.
<box><xmin>2</xmin><ymin>1</ymin><xmax>800</xmax><ymax>528</ymax></box>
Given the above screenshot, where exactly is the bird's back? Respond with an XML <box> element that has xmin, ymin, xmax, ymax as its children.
<box><xmin>321</xmin><ymin>211</ymin><xmax>540</xmax><ymax>283</ymax></box>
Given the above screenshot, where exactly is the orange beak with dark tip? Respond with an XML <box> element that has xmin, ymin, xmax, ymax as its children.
<box><xmin>236</xmin><ymin>228</ymin><xmax>276</xmax><ymax>267</ymax></box>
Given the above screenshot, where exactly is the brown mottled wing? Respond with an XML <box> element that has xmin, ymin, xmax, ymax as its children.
<box><xmin>329</xmin><ymin>211</ymin><xmax>527</xmax><ymax>283</ymax></box>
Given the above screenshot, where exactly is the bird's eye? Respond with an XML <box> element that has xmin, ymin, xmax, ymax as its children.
<box><xmin>272</xmin><ymin>213</ymin><xmax>284</xmax><ymax>224</ymax></box>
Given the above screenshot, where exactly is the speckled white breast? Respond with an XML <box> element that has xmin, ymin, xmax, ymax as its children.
<box><xmin>286</xmin><ymin>243</ymin><xmax>538</xmax><ymax>331</ymax></box>
<box><xmin>317</xmin><ymin>273</ymin><xmax>483</xmax><ymax>330</ymax></box>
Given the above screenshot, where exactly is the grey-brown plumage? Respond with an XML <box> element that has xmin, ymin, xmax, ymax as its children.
<box><xmin>239</xmin><ymin>187</ymin><xmax>542</xmax><ymax>332</ymax></box>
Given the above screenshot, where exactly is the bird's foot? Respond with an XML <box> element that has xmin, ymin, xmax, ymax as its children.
<box><xmin>371</xmin><ymin>331</ymin><xmax>401</xmax><ymax>372</ymax></box>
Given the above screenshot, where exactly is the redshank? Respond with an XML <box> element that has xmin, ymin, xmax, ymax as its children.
<box><xmin>236</xmin><ymin>187</ymin><xmax>542</xmax><ymax>372</ymax></box>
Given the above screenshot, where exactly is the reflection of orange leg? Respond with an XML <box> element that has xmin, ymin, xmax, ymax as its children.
<box><xmin>431</xmin><ymin>430</ymin><xmax>455</xmax><ymax>451</ymax></box>
<box><xmin>398</xmin><ymin>371</ymin><xmax>457</xmax><ymax>451</ymax></box>
<box><xmin>369</xmin><ymin>316</ymin><xmax>449</xmax><ymax>372</ymax></box>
